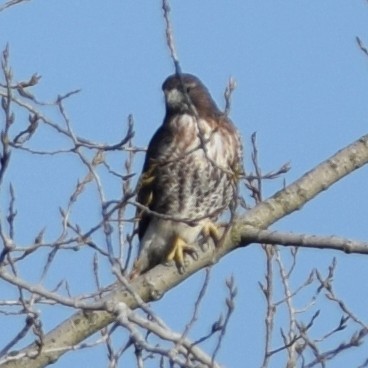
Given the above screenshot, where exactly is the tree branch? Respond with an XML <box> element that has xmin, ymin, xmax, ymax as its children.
<box><xmin>240</xmin><ymin>229</ymin><xmax>368</xmax><ymax>254</ymax></box>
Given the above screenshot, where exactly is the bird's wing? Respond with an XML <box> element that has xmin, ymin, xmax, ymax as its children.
<box><xmin>136</xmin><ymin>125</ymin><xmax>172</xmax><ymax>240</ymax></box>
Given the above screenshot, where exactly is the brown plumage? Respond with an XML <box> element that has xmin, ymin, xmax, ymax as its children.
<box><xmin>132</xmin><ymin>73</ymin><xmax>243</xmax><ymax>276</ymax></box>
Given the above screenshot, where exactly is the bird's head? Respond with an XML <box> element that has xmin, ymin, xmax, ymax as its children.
<box><xmin>162</xmin><ymin>73</ymin><xmax>220</xmax><ymax>117</ymax></box>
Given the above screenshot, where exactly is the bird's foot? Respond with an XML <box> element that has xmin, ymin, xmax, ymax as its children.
<box><xmin>166</xmin><ymin>236</ymin><xmax>197</xmax><ymax>273</ymax></box>
<box><xmin>201</xmin><ymin>221</ymin><xmax>221</xmax><ymax>242</ymax></box>
<box><xmin>200</xmin><ymin>221</ymin><xmax>226</xmax><ymax>251</ymax></box>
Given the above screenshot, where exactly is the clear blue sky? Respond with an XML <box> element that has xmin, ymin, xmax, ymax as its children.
<box><xmin>1</xmin><ymin>1</ymin><xmax>368</xmax><ymax>367</ymax></box>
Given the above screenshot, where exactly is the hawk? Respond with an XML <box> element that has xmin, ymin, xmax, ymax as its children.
<box><xmin>132</xmin><ymin>73</ymin><xmax>243</xmax><ymax>277</ymax></box>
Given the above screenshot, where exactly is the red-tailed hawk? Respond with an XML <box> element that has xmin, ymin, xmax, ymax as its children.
<box><xmin>132</xmin><ymin>73</ymin><xmax>243</xmax><ymax>276</ymax></box>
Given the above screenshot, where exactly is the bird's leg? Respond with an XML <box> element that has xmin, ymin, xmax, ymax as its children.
<box><xmin>166</xmin><ymin>235</ymin><xmax>197</xmax><ymax>272</ymax></box>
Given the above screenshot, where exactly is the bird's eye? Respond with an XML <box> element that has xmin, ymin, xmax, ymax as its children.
<box><xmin>184</xmin><ymin>82</ymin><xmax>196</xmax><ymax>94</ymax></box>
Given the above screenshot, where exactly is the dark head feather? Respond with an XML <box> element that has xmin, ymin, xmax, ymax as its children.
<box><xmin>162</xmin><ymin>73</ymin><xmax>221</xmax><ymax>117</ymax></box>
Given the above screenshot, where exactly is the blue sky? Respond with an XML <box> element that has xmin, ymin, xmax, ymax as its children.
<box><xmin>1</xmin><ymin>1</ymin><xmax>368</xmax><ymax>367</ymax></box>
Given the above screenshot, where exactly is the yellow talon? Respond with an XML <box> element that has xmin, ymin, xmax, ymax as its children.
<box><xmin>166</xmin><ymin>236</ymin><xmax>196</xmax><ymax>269</ymax></box>
<box><xmin>202</xmin><ymin>221</ymin><xmax>221</xmax><ymax>242</ymax></box>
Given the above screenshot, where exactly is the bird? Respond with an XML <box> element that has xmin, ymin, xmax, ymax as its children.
<box><xmin>131</xmin><ymin>73</ymin><xmax>243</xmax><ymax>277</ymax></box>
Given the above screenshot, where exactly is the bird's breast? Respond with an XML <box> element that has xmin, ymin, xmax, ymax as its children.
<box><xmin>152</xmin><ymin>114</ymin><xmax>237</xmax><ymax>220</ymax></box>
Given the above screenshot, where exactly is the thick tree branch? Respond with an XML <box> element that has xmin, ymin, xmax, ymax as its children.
<box><xmin>1</xmin><ymin>133</ymin><xmax>368</xmax><ymax>368</ymax></box>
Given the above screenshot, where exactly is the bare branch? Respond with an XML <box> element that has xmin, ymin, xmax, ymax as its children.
<box><xmin>0</xmin><ymin>0</ymin><xmax>30</xmax><ymax>13</ymax></box>
<box><xmin>356</xmin><ymin>36</ymin><xmax>368</xmax><ymax>58</ymax></box>
<box><xmin>162</xmin><ymin>0</ymin><xmax>181</xmax><ymax>74</ymax></box>
<box><xmin>239</xmin><ymin>228</ymin><xmax>368</xmax><ymax>255</ymax></box>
